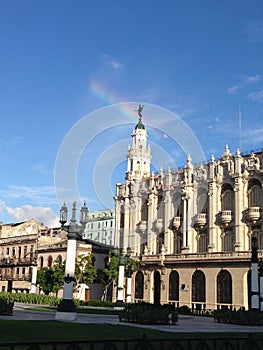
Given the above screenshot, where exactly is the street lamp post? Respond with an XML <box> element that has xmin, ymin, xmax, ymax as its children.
<box><xmin>115</xmin><ymin>247</ymin><xmax>135</xmax><ymax>307</ymax></box>
<box><xmin>251</xmin><ymin>235</ymin><xmax>260</xmax><ymax>310</ymax></box>
<box><xmin>125</xmin><ymin>247</ymin><xmax>134</xmax><ymax>303</ymax></box>
<box><xmin>115</xmin><ymin>249</ymin><xmax>125</xmax><ymax>308</ymax></box>
<box><xmin>30</xmin><ymin>251</ymin><xmax>38</xmax><ymax>294</ymax></box>
<box><xmin>55</xmin><ymin>201</ymin><xmax>88</xmax><ymax>321</ymax></box>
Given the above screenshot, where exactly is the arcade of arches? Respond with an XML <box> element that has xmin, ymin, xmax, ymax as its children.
<box><xmin>133</xmin><ymin>266</ymin><xmax>250</xmax><ymax>310</ymax></box>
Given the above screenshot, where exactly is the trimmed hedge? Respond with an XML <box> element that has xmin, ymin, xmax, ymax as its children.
<box><xmin>213</xmin><ymin>308</ymin><xmax>263</xmax><ymax>325</ymax></box>
<box><xmin>119</xmin><ymin>302</ymin><xmax>178</xmax><ymax>325</ymax></box>
<box><xmin>0</xmin><ymin>292</ymin><xmax>60</xmax><ymax>306</ymax></box>
<box><xmin>0</xmin><ymin>293</ymin><xmax>14</xmax><ymax>315</ymax></box>
<box><xmin>0</xmin><ymin>292</ymin><xmax>114</xmax><ymax>309</ymax></box>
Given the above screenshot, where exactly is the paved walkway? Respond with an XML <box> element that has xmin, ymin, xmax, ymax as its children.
<box><xmin>0</xmin><ymin>303</ymin><xmax>262</xmax><ymax>333</ymax></box>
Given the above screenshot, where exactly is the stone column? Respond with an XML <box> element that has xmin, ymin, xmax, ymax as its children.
<box><xmin>251</xmin><ymin>236</ymin><xmax>259</xmax><ymax>310</ymax></box>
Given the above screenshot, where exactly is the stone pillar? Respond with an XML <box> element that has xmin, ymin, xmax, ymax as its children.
<box><xmin>251</xmin><ymin>236</ymin><xmax>259</xmax><ymax>310</ymax></box>
<box><xmin>55</xmin><ymin>236</ymin><xmax>77</xmax><ymax>321</ymax></box>
<box><xmin>115</xmin><ymin>254</ymin><xmax>125</xmax><ymax>307</ymax></box>
<box><xmin>30</xmin><ymin>262</ymin><xmax>38</xmax><ymax>294</ymax></box>
<box><xmin>126</xmin><ymin>276</ymin><xmax>132</xmax><ymax>303</ymax></box>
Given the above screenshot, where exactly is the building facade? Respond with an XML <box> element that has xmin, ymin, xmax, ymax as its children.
<box><xmin>83</xmin><ymin>209</ymin><xmax>115</xmax><ymax>246</ymax></box>
<box><xmin>115</xmin><ymin>111</ymin><xmax>263</xmax><ymax>311</ymax></box>
<box><xmin>0</xmin><ymin>219</ymin><xmax>110</xmax><ymax>300</ymax></box>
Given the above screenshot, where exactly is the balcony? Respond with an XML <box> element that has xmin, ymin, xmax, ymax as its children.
<box><xmin>245</xmin><ymin>207</ymin><xmax>261</xmax><ymax>225</ymax></box>
<box><xmin>154</xmin><ymin>219</ymin><xmax>163</xmax><ymax>233</ymax></box>
<box><xmin>219</xmin><ymin>210</ymin><xmax>232</xmax><ymax>227</ymax></box>
<box><xmin>137</xmin><ymin>221</ymin><xmax>147</xmax><ymax>233</ymax></box>
<box><xmin>195</xmin><ymin>213</ymin><xmax>207</xmax><ymax>228</ymax></box>
<box><xmin>172</xmin><ymin>216</ymin><xmax>181</xmax><ymax>231</ymax></box>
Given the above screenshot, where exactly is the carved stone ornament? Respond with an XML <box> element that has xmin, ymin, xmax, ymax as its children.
<box><xmin>161</xmin><ymin>266</ymin><xmax>167</xmax><ymax>275</ymax></box>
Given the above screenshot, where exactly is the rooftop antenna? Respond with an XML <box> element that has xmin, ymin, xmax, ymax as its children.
<box><xmin>238</xmin><ymin>105</ymin><xmax>242</xmax><ymax>152</ymax></box>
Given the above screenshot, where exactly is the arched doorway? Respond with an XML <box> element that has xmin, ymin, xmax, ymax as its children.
<box><xmin>135</xmin><ymin>271</ymin><xmax>144</xmax><ymax>300</ymax></box>
<box><xmin>154</xmin><ymin>271</ymin><xmax>161</xmax><ymax>304</ymax></box>
<box><xmin>217</xmin><ymin>270</ymin><xmax>232</xmax><ymax>309</ymax></box>
<box><xmin>169</xmin><ymin>270</ymin><xmax>179</xmax><ymax>307</ymax></box>
<box><xmin>192</xmin><ymin>270</ymin><xmax>206</xmax><ymax>311</ymax></box>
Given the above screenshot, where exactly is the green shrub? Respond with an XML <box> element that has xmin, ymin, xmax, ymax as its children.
<box><xmin>178</xmin><ymin>305</ymin><xmax>191</xmax><ymax>314</ymax></box>
<box><xmin>0</xmin><ymin>294</ymin><xmax>14</xmax><ymax>315</ymax></box>
<box><xmin>213</xmin><ymin>308</ymin><xmax>263</xmax><ymax>325</ymax></box>
<box><xmin>0</xmin><ymin>292</ymin><xmax>61</xmax><ymax>307</ymax></box>
<box><xmin>119</xmin><ymin>302</ymin><xmax>178</xmax><ymax>325</ymax></box>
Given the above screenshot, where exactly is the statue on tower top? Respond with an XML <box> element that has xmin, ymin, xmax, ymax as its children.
<box><xmin>134</xmin><ymin>104</ymin><xmax>144</xmax><ymax>122</ymax></box>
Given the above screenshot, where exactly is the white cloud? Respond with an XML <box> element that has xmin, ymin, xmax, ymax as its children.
<box><xmin>6</xmin><ymin>205</ymin><xmax>59</xmax><ymax>227</ymax></box>
<box><xmin>242</xmin><ymin>128</ymin><xmax>263</xmax><ymax>146</ymax></box>
<box><xmin>247</xmin><ymin>90</ymin><xmax>263</xmax><ymax>102</ymax></box>
<box><xmin>228</xmin><ymin>85</ymin><xmax>239</xmax><ymax>94</ymax></box>
<box><xmin>31</xmin><ymin>163</ymin><xmax>47</xmax><ymax>174</ymax></box>
<box><xmin>100</xmin><ymin>54</ymin><xmax>123</xmax><ymax>70</ymax></box>
<box><xmin>0</xmin><ymin>185</ymin><xmax>56</xmax><ymax>204</ymax></box>
<box><xmin>246</xmin><ymin>74</ymin><xmax>261</xmax><ymax>84</ymax></box>
<box><xmin>0</xmin><ymin>136</ymin><xmax>23</xmax><ymax>146</ymax></box>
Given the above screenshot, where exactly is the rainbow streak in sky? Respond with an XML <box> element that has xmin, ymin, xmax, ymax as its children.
<box><xmin>89</xmin><ymin>79</ymin><xmax>139</xmax><ymax>123</ymax></box>
<box><xmin>88</xmin><ymin>79</ymin><xmax>168</xmax><ymax>144</ymax></box>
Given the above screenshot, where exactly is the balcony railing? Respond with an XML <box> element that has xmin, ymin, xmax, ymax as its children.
<box><xmin>137</xmin><ymin>221</ymin><xmax>147</xmax><ymax>233</ymax></box>
<box><xmin>195</xmin><ymin>213</ymin><xmax>207</xmax><ymax>228</ymax></box>
<box><xmin>154</xmin><ymin>219</ymin><xmax>163</xmax><ymax>233</ymax></box>
<box><xmin>172</xmin><ymin>216</ymin><xmax>181</xmax><ymax>230</ymax></box>
<box><xmin>245</xmin><ymin>207</ymin><xmax>261</xmax><ymax>224</ymax></box>
<box><xmin>219</xmin><ymin>210</ymin><xmax>232</xmax><ymax>226</ymax></box>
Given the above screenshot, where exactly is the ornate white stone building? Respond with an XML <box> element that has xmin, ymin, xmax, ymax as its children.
<box><xmin>114</xmin><ymin>111</ymin><xmax>263</xmax><ymax>311</ymax></box>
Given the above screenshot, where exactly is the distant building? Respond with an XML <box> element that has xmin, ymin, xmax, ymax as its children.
<box><xmin>0</xmin><ymin>219</ymin><xmax>111</xmax><ymax>300</ymax></box>
<box><xmin>83</xmin><ymin>209</ymin><xmax>115</xmax><ymax>246</ymax></box>
<box><xmin>114</xmin><ymin>110</ymin><xmax>263</xmax><ymax>310</ymax></box>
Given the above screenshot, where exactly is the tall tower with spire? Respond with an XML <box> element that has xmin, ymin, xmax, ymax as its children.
<box><xmin>126</xmin><ymin>105</ymin><xmax>151</xmax><ymax>180</ymax></box>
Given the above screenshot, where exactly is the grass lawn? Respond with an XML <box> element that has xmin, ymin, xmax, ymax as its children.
<box><xmin>0</xmin><ymin>320</ymin><xmax>262</xmax><ymax>343</ymax></box>
<box><xmin>27</xmin><ymin>306</ymin><xmax>121</xmax><ymax>315</ymax></box>
<box><xmin>0</xmin><ymin>320</ymin><xmax>176</xmax><ymax>342</ymax></box>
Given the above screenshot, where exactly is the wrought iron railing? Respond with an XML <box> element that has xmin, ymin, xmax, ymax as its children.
<box><xmin>0</xmin><ymin>334</ymin><xmax>262</xmax><ymax>350</ymax></box>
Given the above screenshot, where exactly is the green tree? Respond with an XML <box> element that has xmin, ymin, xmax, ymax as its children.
<box><xmin>37</xmin><ymin>259</ymin><xmax>65</xmax><ymax>295</ymax></box>
<box><xmin>98</xmin><ymin>250</ymin><xmax>139</xmax><ymax>301</ymax></box>
<box><xmin>75</xmin><ymin>254</ymin><xmax>97</xmax><ymax>288</ymax></box>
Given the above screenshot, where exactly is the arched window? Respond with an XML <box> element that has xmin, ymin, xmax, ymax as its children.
<box><xmin>221</xmin><ymin>184</ymin><xmax>234</xmax><ymax>211</ymax></box>
<box><xmin>56</xmin><ymin>255</ymin><xmax>62</xmax><ymax>262</ymax></box>
<box><xmin>174</xmin><ymin>232</ymin><xmax>182</xmax><ymax>254</ymax></box>
<box><xmin>197</xmin><ymin>231</ymin><xmax>208</xmax><ymax>253</ymax></box>
<box><xmin>169</xmin><ymin>271</ymin><xmax>179</xmax><ymax>302</ymax></box>
<box><xmin>197</xmin><ymin>188</ymin><xmax>208</xmax><ymax>214</ymax></box>
<box><xmin>173</xmin><ymin>192</ymin><xmax>183</xmax><ymax>217</ymax></box>
<box><xmin>40</xmin><ymin>256</ymin><xmax>44</xmax><ymax>268</ymax></box>
<box><xmin>248</xmin><ymin>179</ymin><xmax>262</xmax><ymax>207</ymax></box>
<box><xmin>135</xmin><ymin>271</ymin><xmax>144</xmax><ymax>300</ymax></box>
<box><xmin>222</xmin><ymin>229</ymin><xmax>234</xmax><ymax>252</ymax></box>
<box><xmin>217</xmin><ymin>270</ymin><xmax>232</xmax><ymax>308</ymax></box>
<box><xmin>47</xmin><ymin>255</ymin><xmax>53</xmax><ymax>267</ymax></box>
<box><xmin>141</xmin><ymin>199</ymin><xmax>148</xmax><ymax>221</ymax></box>
<box><xmin>154</xmin><ymin>271</ymin><xmax>161</xmax><ymax>304</ymax></box>
<box><xmin>192</xmin><ymin>270</ymin><xmax>206</xmax><ymax>310</ymax></box>
<box><xmin>157</xmin><ymin>194</ymin><xmax>164</xmax><ymax>219</ymax></box>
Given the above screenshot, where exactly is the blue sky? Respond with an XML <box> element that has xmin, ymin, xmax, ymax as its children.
<box><xmin>1</xmin><ymin>0</ymin><xmax>263</xmax><ymax>226</ymax></box>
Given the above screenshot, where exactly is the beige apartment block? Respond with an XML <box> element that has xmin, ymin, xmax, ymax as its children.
<box><xmin>0</xmin><ymin>219</ymin><xmax>97</xmax><ymax>299</ymax></box>
<box><xmin>115</xmin><ymin>112</ymin><xmax>263</xmax><ymax>311</ymax></box>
